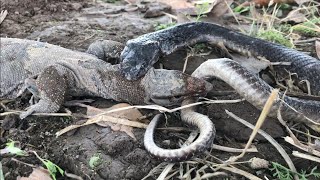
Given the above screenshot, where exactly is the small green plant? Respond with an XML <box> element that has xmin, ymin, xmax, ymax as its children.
<box><xmin>256</xmin><ymin>29</ymin><xmax>294</xmax><ymax>48</ymax></box>
<box><xmin>270</xmin><ymin>162</ymin><xmax>320</xmax><ymax>180</ymax></box>
<box><xmin>154</xmin><ymin>22</ymin><xmax>176</xmax><ymax>31</ymax></box>
<box><xmin>292</xmin><ymin>18</ymin><xmax>320</xmax><ymax>37</ymax></box>
<box><xmin>193</xmin><ymin>43</ymin><xmax>209</xmax><ymax>53</ymax></box>
<box><xmin>33</xmin><ymin>151</ymin><xmax>64</xmax><ymax>180</ymax></box>
<box><xmin>195</xmin><ymin>1</ymin><xmax>211</xmax><ymax>21</ymax></box>
<box><xmin>1</xmin><ymin>141</ymin><xmax>63</xmax><ymax>180</ymax></box>
<box><xmin>89</xmin><ymin>154</ymin><xmax>103</xmax><ymax>169</ymax></box>
<box><xmin>41</xmin><ymin>159</ymin><xmax>64</xmax><ymax>180</ymax></box>
<box><xmin>233</xmin><ymin>5</ymin><xmax>250</xmax><ymax>14</ymax></box>
<box><xmin>4</xmin><ymin>140</ymin><xmax>26</xmax><ymax>156</ymax></box>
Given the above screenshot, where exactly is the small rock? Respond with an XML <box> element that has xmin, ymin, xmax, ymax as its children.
<box><xmin>71</xmin><ymin>3</ymin><xmax>83</xmax><ymax>11</ymax></box>
<box><xmin>162</xmin><ymin>140</ymin><xmax>171</xmax><ymax>146</ymax></box>
<box><xmin>33</xmin><ymin>7</ymin><xmax>41</xmax><ymax>12</ymax></box>
<box><xmin>1</xmin><ymin>114</ymin><xmax>19</xmax><ymax>130</ymax></box>
<box><xmin>143</xmin><ymin>2</ymin><xmax>171</xmax><ymax>18</ymax></box>
<box><xmin>250</xmin><ymin>157</ymin><xmax>270</xmax><ymax>169</ymax></box>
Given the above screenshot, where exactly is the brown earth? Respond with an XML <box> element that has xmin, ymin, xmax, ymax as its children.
<box><xmin>0</xmin><ymin>0</ymin><xmax>319</xmax><ymax>179</ymax></box>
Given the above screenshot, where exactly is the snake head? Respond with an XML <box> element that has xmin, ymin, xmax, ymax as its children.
<box><xmin>120</xmin><ymin>39</ymin><xmax>161</xmax><ymax>80</ymax></box>
<box><xmin>142</xmin><ymin>68</ymin><xmax>212</xmax><ymax>106</ymax></box>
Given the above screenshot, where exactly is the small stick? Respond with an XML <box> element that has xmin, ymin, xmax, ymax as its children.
<box><xmin>292</xmin><ymin>151</ymin><xmax>320</xmax><ymax>163</ymax></box>
<box><xmin>226</xmin><ymin>89</ymin><xmax>279</xmax><ymax>163</ymax></box>
<box><xmin>0</xmin><ymin>111</ymin><xmax>72</xmax><ymax>117</ymax></box>
<box><xmin>211</xmin><ymin>144</ymin><xmax>258</xmax><ymax>153</ymax></box>
<box><xmin>226</xmin><ymin>110</ymin><xmax>298</xmax><ymax>177</ymax></box>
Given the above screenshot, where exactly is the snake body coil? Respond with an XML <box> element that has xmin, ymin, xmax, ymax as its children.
<box><xmin>121</xmin><ymin>22</ymin><xmax>320</xmax><ymax>95</ymax></box>
<box><xmin>136</xmin><ymin>23</ymin><xmax>320</xmax><ymax>162</ymax></box>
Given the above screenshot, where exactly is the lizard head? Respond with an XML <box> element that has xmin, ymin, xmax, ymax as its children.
<box><xmin>142</xmin><ymin>68</ymin><xmax>213</xmax><ymax>106</ymax></box>
<box><xmin>120</xmin><ymin>40</ymin><xmax>160</xmax><ymax>80</ymax></box>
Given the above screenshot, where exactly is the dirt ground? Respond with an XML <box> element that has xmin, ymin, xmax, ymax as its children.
<box><xmin>0</xmin><ymin>0</ymin><xmax>319</xmax><ymax>179</ymax></box>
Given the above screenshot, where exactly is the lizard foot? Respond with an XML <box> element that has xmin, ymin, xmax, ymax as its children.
<box><xmin>19</xmin><ymin>66</ymin><xmax>68</xmax><ymax>119</ymax></box>
<box><xmin>19</xmin><ymin>99</ymin><xmax>61</xmax><ymax>119</ymax></box>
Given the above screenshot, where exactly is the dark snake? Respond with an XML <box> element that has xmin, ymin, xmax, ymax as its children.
<box><xmin>120</xmin><ymin>22</ymin><xmax>320</xmax><ymax>162</ymax></box>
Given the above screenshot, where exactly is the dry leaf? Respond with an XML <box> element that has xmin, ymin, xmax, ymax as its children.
<box><xmin>252</xmin><ymin>0</ymin><xmax>295</xmax><ymax>6</ymax></box>
<box><xmin>56</xmin><ymin>103</ymin><xmax>148</xmax><ymax>139</ymax></box>
<box><xmin>281</xmin><ymin>9</ymin><xmax>307</xmax><ymax>23</ymax></box>
<box><xmin>17</xmin><ymin>167</ymin><xmax>52</xmax><ymax>180</ymax></box>
<box><xmin>294</xmin><ymin>0</ymin><xmax>312</xmax><ymax>5</ymax></box>
<box><xmin>157</xmin><ymin>0</ymin><xmax>194</xmax><ymax>11</ymax></box>
<box><xmin>202</xmin><ymin>0</ymin><xmax>234</xmax><ymax>18</ymax></box>
<box><xmin>94</xmin><ymin>103</ymin><xmax>145</xmax><ymax>140</ymax></box>
<box><xmin>316</xmin><ymin>40</ymin><xmax>320</xmax><ymax>59</ymax></box>
<box><xmin>176</xmin><ymin>13</ymin><xmax>192</xmax><ymax>24</ymax></box>
<box><xmin>230</xmin><ymin>54</ymin><xmax>270</xmax><ymax>73</ymax></box>
<box><xmin>158</xmin><ymin>0</ymin><xmax>211</xmax><ymax>16</ymax></box>
<box><xmin>158</xmin><ymin>0</ymin><xmax>231</xmax><ymax>18</ymax></box>
<box><xmin>193</xmin><ymin>0</ymin><xmax>216</xmax><ymax>15</ymax></box>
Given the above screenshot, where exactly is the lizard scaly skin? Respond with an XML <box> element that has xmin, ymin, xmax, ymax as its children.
<box><xmin>0</xmin><ymin>38</ymin><xmax>212</xmax><ymax>118</ymax></box>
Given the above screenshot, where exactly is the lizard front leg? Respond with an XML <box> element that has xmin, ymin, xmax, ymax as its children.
<box><xmin>20</xmin><ymin>66</ymin><xmax>67</xmax><ymax>119</ymax></box>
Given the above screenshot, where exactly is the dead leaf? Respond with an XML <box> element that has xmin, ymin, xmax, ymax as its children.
<box><xmin>231</xmin><ymin>54</ymin><xmax>270</xmax><ymax>73</ymax></box>
<box><xmin>193</xmin><ymin>0</ymin><xmax>216</xmax><ymax>15</ymax></box>
<box><xmin>200</xmin><ymin>0</ymin><xmax>234</xmax><ymax>18</ymax></box>
<box><xmin>176</xmin><ymin>13</ymin><xmax>192</xmax><ymax>24</ymax></box>
<box><xmin>294</xmin><ymin>0</ymin><xmax>312</xmax><ymax>5</ymax></box>
<box><xmin>316</xmin><ymin>40</ymin><xmax>320</xmax><ymax>59</ymax></box>
<box><xmin>93</xmin><ymin>103</ymin><xmax>145</xmax><ymax>140</ymax></box>
<box><xmin>17</xmin><ymin>167</ymin><xmax>52</xmax><ymax>180</ymax></box>
<box><xmin>281</xmin><ymin>9</ymin><xmax>307</xmax><ymax>23</ymax></box>
<box><xmin>158</xmin><ymin>0</ymin><xmax>232</xmax><ymax>18</ymax></box>
<box><xmin>155</xmin><ymin>0</ymin><xmax>194</xmax><ymax>18</ymax></box>
<box><xmin>157</xmin><ymin>0</ymin><xmax>194</xmax><ymax>11</ymax></box>
<box><xmin>252</xmin><ymin>0</ymin><xmax>295</xmax><ymax>6</ymax></box>
<box><xmin>56</xmin><ymin>103</ymin><xmax>148</xmax><ymax>139</ymax></box>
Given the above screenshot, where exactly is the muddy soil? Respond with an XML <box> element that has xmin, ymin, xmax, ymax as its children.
<box><xmin>0</xmin><ymin>0</ymin><xmax>319</xmax><ymax>179</ymax></box>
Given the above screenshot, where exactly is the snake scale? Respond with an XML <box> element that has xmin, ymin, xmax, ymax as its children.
<box><xmin>119</xmin><ymin>22</ymin><xmax>320</xmax><ymax>162</ymax></box>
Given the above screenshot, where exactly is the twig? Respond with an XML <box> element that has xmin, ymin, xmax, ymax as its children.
<box><xmin>64</xmin><ymin>171</ymin><xmax>84</xmax><ymax>180</ymax></box>
<box><xmin>0</xmin><ymin>111</ymin><xmax>72</xmax><ymax>117</ymax></box>
<box><xmin>157</xmin><ymin>129</ymin><xmax>199</xmax><ymax>179</ymax></box>
<box><xmin>89</xmin><ymin>99</ymin><xmax>243</xmax><ymax>118</ymax></box>
<box><xmin>211</xmin><ymin>144</ymin><xmax>258</xmax><ymax>153</ymax></box>
<box><xmin>11</xmin><ymin>158</ymin><xmax>37</xmax><ymax>168</ymax></box>
<box><xmin>284</xmin><ymin>136</ymin><xmax>320</xmax><ymax>157</ymax></box>
<box><xmin>225</xmin><ymin>89</ymin><xmax>279</xmax><ymax>164</ymax></box>
<box><xmin>225</xmin><ymin>111</ymin><xmax>298</xmax><ymax>177</ymax></box>
<box><xmin>202</xmin><ymin>159</ymin><xmax>262</xmax><ymax>180</ymax></box>
<box><xmin>157</xmin><ymin>163</ymin><xmax>175</xmax><ymax>180</ymax></box>
<box><xmin>292</xmin><ymin>151</ymin><xmax>320</xmax><ymax>163</ymax></box>
<box><xmin>290</xmin><ymin>128</ymin><xmax>320</xmax><ymax>140</ymax></box>
<box><xmin>0</xmin><ymin>10</ymin><xmax>8</xmax><ymax>25</ymax></box>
